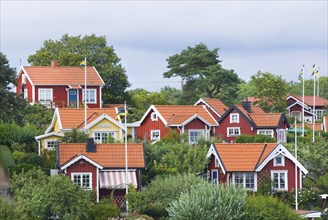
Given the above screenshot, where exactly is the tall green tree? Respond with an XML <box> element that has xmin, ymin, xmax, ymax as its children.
<box><xmin>289</xmin><ymin>76</ymin><xmax>328</xmax><ymax>100</ymax></box>
<box><xmin>28</xmin><ymin>34</ymin><xmax>130</xmax><ymax>103</ymax></box>
<box><xmin>163</xmin><ymin>43</ymin><xmax>241</xmax><ymax>105</ymax></box>
<box><xmin>248</xmin><ymin>71</ymin><xmax>289</xmax><ymax>112</ymax></box>
<box><xmin>0</xmin><ymin>52</ymin><xmax>27</xmax><ymax>124</ymax></box>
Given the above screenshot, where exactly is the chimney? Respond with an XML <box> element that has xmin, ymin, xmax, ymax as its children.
<box><xmin>243</xmin><ymin>98</ymin><xmax>251</xmax><ymax>113</ymax></box>
<box><xmin>51</xmin><ymin>60</ymin><xmax>59</xmax><ymax>68</ymax></box>
<box><xmin>86</xmin><ymin>138</ymin><xmax>96</xmax><ymax>152</ymax></box>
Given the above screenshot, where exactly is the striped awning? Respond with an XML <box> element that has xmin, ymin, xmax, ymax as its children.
<box><xmin>100</xmin><ymin>171</ymin><xmax>137</xmax><ymax>189</ymax></box>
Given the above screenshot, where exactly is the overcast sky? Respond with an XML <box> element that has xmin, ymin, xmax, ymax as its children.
<box><xmin>1</xmin><ymin>1</ymin><xmax>327</xmax><ymax>91</ymax></box>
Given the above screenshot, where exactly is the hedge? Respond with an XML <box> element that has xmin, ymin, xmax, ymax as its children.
<box><xmin>0</xmin><ymin>145</ymin><xmax>15</xmax><ymax>177</ymax></box>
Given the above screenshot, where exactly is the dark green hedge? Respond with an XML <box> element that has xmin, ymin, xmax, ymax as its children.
<box><xmin>0</xmin><ymin>145</ymin><xmax>15</xmax><ymax>177</ymax></box>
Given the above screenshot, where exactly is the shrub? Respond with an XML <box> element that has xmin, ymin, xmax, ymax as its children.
<box><xmin>236</xmin><ymin>134</ymin><xmax>275</xmax><ymax>143</ymax></box>
<box><xmin>167</xmin><ymin>182</ymin><xmax>246</xmax><ymax>220</ymax></box>
<box><xmin>0</xmin><ymin>195</ymin><xmax>16</xmax><ymax>219</ymax></box>
<box><xmin>9</xmin><ymin>164</ymin><xmax>35</xmax><ymax>177</ymax></box>
<box><xmin>89</xmin><ymin>200</ymin><xmax>120</xmax><ymax>220</ymax></box>
<box><xmin>244</xmin><ymin>195</ymin><xmax>302</xmax><ymax>220</ymax></box>
<box><xmin>12</xmin><ymin>151</ymin><xmax>25</xmax><ymax>164</ymax></box>
<box><xmin>0</xmin><ymin>145</ymin><xmax>15</xmax><ymax>177</ymax></box>
<box><xmin>17</xmin><ymin>153</ymin><xmax>44</xmax><ymax>166</ymax></box>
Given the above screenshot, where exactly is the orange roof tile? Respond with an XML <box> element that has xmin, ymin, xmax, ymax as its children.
<box><xmin>59</xmin><ymin>143</ymin><xmax>145</xmax><ymax>168</ymax></box>
<box><xmin>23</xmin><ymin>66</ymin><xmax>104</xmax><ymax>85</ymax></box>
<box><xmin>155</xmin><ymin>105</ymin><xmax>217</xmax><ymax>125</ymax></box>
<box><xmin>304</xmin><ymin>123</ymin><xmax>323</xmax><ymax>131</ymax></box>
<box><xmin>58</xmin><ymin>108</ymin><xmax>118</xmax><ymax>129</ymax></box>
<box><xmin>294</xmin><ymin>95</ymin><xmax>328</xmax><ymax>107</ymax></box>
<box><xmin>249</xmin><ymin>113</ymin><xmax>282</xmax><ymax>127</ymax></box>
<box><xmin>214</xmin><ymin>143</ymin><xmax>277</xmax><ymax>171</ymax></box>
<box><xmin>202</xmin><ymin>98</ymin><xmax>228</xmax><ymax>115</ymax></box>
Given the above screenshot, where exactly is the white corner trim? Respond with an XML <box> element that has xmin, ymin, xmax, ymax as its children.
<box><xmin>206</xmin><ymin>144</ymin><xmax>226</xmax><ymax>174</ymax></box>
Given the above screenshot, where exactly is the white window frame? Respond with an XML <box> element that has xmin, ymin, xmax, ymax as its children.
<box><xmin>227</xmin><ymin>127</ymin><xmax>241</xmax><ymax>137</ymax></box>
<box><xmin>271</xmin><ymin>170</ymin><xmax>288</xmax><ymax>191</ymax></box>
<box><xmin>257</xmin><ymin>129</ymin><xmax>274</xmax><ymax>137</ymax></box>
<box><xmin>45</xmin><ymin>140</ymin><xmax>57</xmax><ymax>150</ymax></box>
<box><xmin>230</xmin><ymin>113</ymin><xmax>239</xmax><ymax>123</ymax></box>
<box><xmin>273</xmin><ymin>155</ymin><xmax>285</xmax><ymax>166</ymax></box>
<box><xmin>71</xmin><ymin>172</ymin><xmax>92</xmax><ymax>190</ymax></box>
<box><xmin>277</xmin><ymin>129</ymin><xmax>286</xmax><ymax>143</ymax></box>
<box><xmin>188</xmin><ymin>129</ymin><xmax>205</xmax><ymax>144</ymax></box>
<box><xmin>212</xmin><ymin>170</ymin><xmax>218</xmax><ymax>185</ymax></box>
<box><xmin>24</xmin><ymin>89</ymin><xmax>28</xmax><ymax>100</ymax></box>
<box><xmin>313</xmin><ymin>109</ymin><xmax>324</xmax><ymax>120</ymax></box>
<box><xmin>215</xmin><ymin>158</ymin><xmax>219</xmax><ymax>167</ymax></box>
<box><xmin>93</xmin><ymin>131</ymin><xmax>116</xmax><ymax>143</ymax></box>
<box><xmin>151</xmin><ymin>112</ymin><xmax>158</xmax><ymax>121</ymax></box>
<box><xmin>232</xmin><ymin>173</ymin><xmax>257</xmax><ymax>191</ymax></box>
<box><xmin>38</xmin><ymin>88</ymin><xmax>53</xmax><ymax>103</ymax></box>
<box><xmin>150</xmin><ymin>130</ymin><xmax>160</xmax><ymax>141</ymax></box>
<box><xmin>82</xmin><ymin>89</ymin><xmax>97</xmax><ymax>104</ymax></box>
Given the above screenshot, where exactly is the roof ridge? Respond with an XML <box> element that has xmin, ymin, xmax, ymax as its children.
<box><xmin>255</xmin><ymin>144</ymin><xmax>267</xmax><ymax>169</ymax></box>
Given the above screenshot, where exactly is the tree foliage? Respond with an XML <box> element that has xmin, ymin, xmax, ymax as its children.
<box><xmin>163</xmin><ymin>43</ymin><xmax>241</xmax><ymax>105</ymax></box>
<box><xmin>61</xmin><ymin>128</ymin><xmax>88</xmax><ymax>143</ymax></box>
<box><xmin>167</xmin><ymin>182</ymin><xmax>246</xmax><ymax>220</ymax></box>
<box><xmin>289</xmin><ymin>76</ymin><xmax>328</xmax><ymax>100</ymax></box>
<box><xmin>27</xmin><ymin>34</ymin><xmax>130</xmax><ymax>103</ymax></box>
<box><xmin>247</xmin><ymin>71</ymin><xmax>288</xmax><ymax>112</ymax></box>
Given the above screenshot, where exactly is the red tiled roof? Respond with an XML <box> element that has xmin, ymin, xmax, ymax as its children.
<box><xmin>293</xmin><ymin>95</ymin><xmax>328</xmax><ymax>107</ymax></box>
<box><xmin>58</xmin><ymin>108</ymin><xmax>118</xmax><ymax>129</ymax></box>
<box><xmin>249</xmin><ymin>113</ymin><xmax>282</xmax><ymax>127</ymax></box>
<box><xmin>155</xmin><ymin>105</ymin><xmax>217</xmax><ymax>125</ymax></box>
<box><xmin>304</xmin><ymin>123</ymin><xmax>323</xmax><ymax>131</ymax></box>
<box><xmin>23</xmin><ymin>66</ymin><xmax>104</xmax><ymax>85</ymax></box>
<box><xmin>214</xmin><ymin>143</ymin><xmax>277</xmax><ymax>171</ymax></box>
<box><xmin>202</xmin><ymin>98</ymin><xmax>228</xmax><ymax>115</ymax></box>
<box><xmin>59</xmin><ymin>143</ymin><xmax>145</xmax><ymax>168</ymax></box>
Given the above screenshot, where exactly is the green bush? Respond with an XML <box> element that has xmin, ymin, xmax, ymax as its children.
<box><xmin>88</xmin><ymin>200</ymin><xmax>120</xmax><ymax>220</ymax></box>
<box><xmin>12</xmin><ymin>151</ymin><xmax>25</xmax><ymax>164</ymax></box>
<box><xmin>17</xmin><ymin>153</ymin><xmax>44</xmax><ymax>166</ymax></box>
<box><xmin>244</xmin><ymin>195</ymin><xmax>302</xmax><ymax>220</ymax></box>
<box><xmin>9</xmin><ymin>164</ymin><xmax>35</xmax><ymax>177</ymax></box>
<box><xmin>0</xmin><ymin>195</ymin><xmax>16</xmax><ymax>219</ymax></box>
<box><xmin>0</xmin><ymin>145</ymin><xmax>15</xmax><ymax>177</ymax></box>
<box><xmin>236</xmin><ymin>134</ymin><xmax>275</xmax><ymax>143</ymax></box>
<box><xmin>235</xmin><ymin>135</ymin><xmax>254</xmax><ymax>143</ymax></box>
<box><xmin>142</xmin><ymin>204</ymin><xmax>168</xmax><ymax>219</ymax></box>
<box><xmin>167</xmin><ymin>182</ymin><xmax>246</xmax><ymax>220</ymax></box>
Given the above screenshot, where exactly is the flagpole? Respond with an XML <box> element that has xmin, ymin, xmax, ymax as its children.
<box><xmin>124</xmin><ymin>101</ymin><xmax>129</xmax><ymax>214</ymax></box>
<box><xmin>84</xmin><ymin>57</ymin><xmax>87</xmax><ymax>131</ymax></box>
<box><xmin>301</xmin><ymin>65</ymin><xmax>305</xmax><ymax>137</ymax></box>
<box><xmin>295</xmin><ymin>116</ymin><xmax>298</xmax><ymax>210</ymax></box>
<box><xmin>312</xmin><ymin>66</ymin><xmax>315</xmax><ymax>143</ymax></box>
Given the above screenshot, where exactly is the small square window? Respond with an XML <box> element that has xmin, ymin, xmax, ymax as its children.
<box><xmin>274</xmin><ymin>155</ymin><xmax>285</xmax><ymax>166</ymax></box>
<box><xmin>151</xmin><ymin>130</ymin><xmax>160</xmax><ymax>141</ymax></box>
<box><xmin>151</xmin><ymin>112</ymin><xmax>158</xmax><ymax>121</ymax></box>
<box><xmin>230</xmin><ymin>113</ymin><xmax>239</xmax><ymax>123</ymax></box>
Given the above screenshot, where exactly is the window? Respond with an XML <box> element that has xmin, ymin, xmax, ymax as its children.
<box><xmin>151</xmin><ymin>130</ymin><xmax>160</xmax><ymax>141</ymax></box>
<box><xmin>82</xmin><ymin>89</ymin><xmax>96</xmax><ymax>104</ymax></box>
<box><xmin>215</xmin><ymin>158</ymin><xmax>219</xmax><ymax>167</ymax></box>
<box><xmin>233</xmin><ymin>173</ymin><xmax>256</xmax><ymax>190</ymax></box>
<box><xmin>189</xmin><ymin>130</ymin><xmax>205</xmax><ymax>144</ymax></box>
<box><xmin>230</xmin><ymin>113</ymin><xmax>239</xmax><ymax>123</ymax></box>
<box><xmin>313</xmin><ymin>109</ymin><xmax>325</xmax><ymax>120</ymax></box>
<box><xmin>72</xmin><ymin>173</ymin><xmax>92</xmax><ymax>190</ymax></box>
<box><xmin>277</xmin><ymin>129</ymin><xmax>286</xmax><ymax>143</ymax></box>
<box><xmin>45</xmin><ymin>140</ymin><xmax>57</xmax><ymax>150</ymax></box>
<box><xmin>93</xmin><ymin>131</ymin><xmax>116</xmax><ymax>143</ymax></box>
<box><xmin>227</xmin><ymin>127</ymin><xmax>240</xmax><ymax>137</ymax></box>
<box><xmin>257</xmin><ymin>129</ymin><xmax>273</xmax><ymax>137</ymax></box>
<box><xmin>151</xmin><ymin>112</ymin><xmax>158</xmax><ymax>121</ymax></box>
<box><xmin>24</xmin><ymin>89</ymin><xmax>28</xmax><ymax>100</ymax></box>
<box><xmin>212</xmin><ymin>170</ymin><xmax>218</xmax><ymax>185</ymax></box>
<box><xmin>273</xmin><ymin>155</ymin><xmax>285</xmax><ymax>166</ymax></box>
<box><xmin>271</xmin><ymin>171</ymin><xmax>287</xmax><ymax>191</ymax></box>
<box><xmin>38</xmin><ymin>89</ymin><xmax>52</xmax><ymax>103</ymax></box>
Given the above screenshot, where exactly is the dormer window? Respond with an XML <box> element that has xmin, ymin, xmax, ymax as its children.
<box><xmin>274</xmin><ymin>155</ymin><xmax>285</xmax><ymax>166</ymax></box>
<box><xmin>230</xmin><ymin>113</ymin><xmax>239</xmax><ymax>123</ymax></box>
<box><xmin>151</xmin><ymin>112</ymin><xmax>158</xmax><ymax>121</ymax></box>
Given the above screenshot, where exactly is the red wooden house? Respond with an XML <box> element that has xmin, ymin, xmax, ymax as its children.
<box><xmin>215</xmin><ymin>102</ymin><xmax>289</xmax><ymax>143</ymax></box>
<box><xmin>58</xmin><ymin>139</ymin><xmax>145</xmax><ymax>209</ymax></box>
<box><xmin>286</xmin><ymin>95</ymin><xmax>328</xmax><ymax>123</ymax></box>
<box><xmin>206</xmin><ymin>143</ymin><xmax>308</xmax><ymax>192</ymax></box>
<box><xmin>134</xmin><ymin>105</ymin><xmax>218</xmax><ymax>144</ymax></box>
<box><xmin>194</xmin><ymin>98</ymin><xmax>228</xmax><ymax>121</ymax></box>
<box><xmin>16</xmin><ymin>60</ymin><xmax>104</xmax><ymax>108</ymax></box>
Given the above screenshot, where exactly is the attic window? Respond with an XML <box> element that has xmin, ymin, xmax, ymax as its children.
<box><xmin>274</xmin><ymin>155</ymin><xmax>285</xmax><ymax>166</ymax></box>
<box><xmin>230</xmin><ymin>113</ymin><xmax>239</xmax><ymax>123</ymax></box>
<box><xmin>215</xmin><ymin>158</ymin><xmax>219</xmax><ymax>167</ymax></box>
<box><xmin>151</xmin><ymin>112</ymin><xmax>158</xmax><ymax>121</ymax></box>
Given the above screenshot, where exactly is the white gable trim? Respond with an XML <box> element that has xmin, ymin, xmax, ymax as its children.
<box><xmin>85</xmin><ymin>114</ymin><xmax>126</xmax><ymax>131</ymax></box>
<box><xmin>286</xmin><ymin>101</ymin><xmax>310</xmax><ymax>111</ymax></box>
<box><xmin>35</xmin><ymin>132</ymin><xmax>64</xmax><ymax>141</ymax></box>
<box><xmin>194</xmin><ymin>98</ymin><xmax>221</xmax><ymax>118</ymax></box>
<box><xmin>206</xmin><ymin>144</ymin><xmax>226</xmax><ymax>174</ymax></box>
<box><xmin>93</xmin><ymin>66</ymin><xmax>105</xmax><ymax>85</ymax></box>
<box><xmin>255</xmin><ymin>143</ymin><xmax>308</xmax><ymax>174</ymax></box>
<box><xmin>138</xmin><ymin>105</ymin><xmax>167</xmax><ymax>125</ymax></box>
<box><xmin>45</xmin><ymin>108</ymin><xmax>62</xmax><ymax>133</ymax></box>
<box><xmin>61</xmin><ymin>154</ymin><xmax>103</xmax><ymax>170</ymax></box>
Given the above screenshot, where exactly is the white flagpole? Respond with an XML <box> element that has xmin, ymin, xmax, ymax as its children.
<box><xmin>84</xmin><ymin>57</ymin><xmax>87</xmax><ymax>131</ymax></box>
<box><xmin>312</xmin><ymin>66</ymin><xmax>316</xmax><ymax>143</ymax></box>
<box><xmin>124</xmin><ymin>101</ymin><xmax>129</xmax><ymax>214</ymax></box>
<box><xmin>301</xmin><ymin>65</ymin><xmax>305</xmax><ymax>137</ymax></box>
<box><xmin>295</xmin><ymin>116</ymin><xmax>298</xmax><ymax>210</ymax></box>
